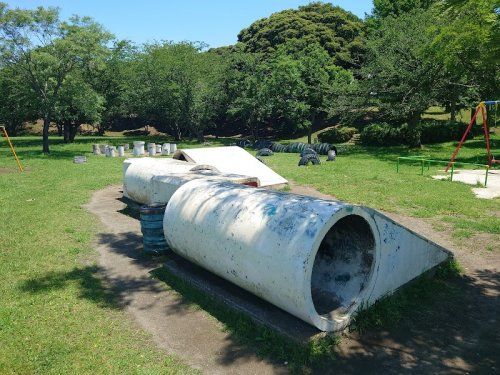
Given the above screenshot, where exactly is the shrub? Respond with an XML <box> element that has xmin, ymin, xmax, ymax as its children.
<box><xmin>419</xmin><ymin>120</ymin><xmax>476</xmax><ymax>144</ymax></box>
<box><xmin>360</xmin><ymin>123</ymin><xmax>407</xmax><ymax>146</ymax></box>
<box><xmin>317</xmin><ymin>126</ymin><xmax>357</xmax><ymax>143</ymax></box>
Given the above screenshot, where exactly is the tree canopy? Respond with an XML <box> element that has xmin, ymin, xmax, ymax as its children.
<box><xmin>0</xmin><ymin>1</ymin><xmax>498</xmax><ymax>149</ymax></box>
<box><xmin>237</xmin><ymin>2</ymin><xmax>365</xmax><ymax>69</ymax></box>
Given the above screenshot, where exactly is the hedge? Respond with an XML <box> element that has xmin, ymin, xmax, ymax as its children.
<box><xmin>318</xmin><ymin>126</ymin><xmax>357</xmax><ymax>144</ymax></box>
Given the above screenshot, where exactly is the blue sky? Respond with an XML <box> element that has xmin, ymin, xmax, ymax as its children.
<box><xmin>7</xmin><ymin>1</ymin><xmax>374</xmax><ymax>48</ymax></box>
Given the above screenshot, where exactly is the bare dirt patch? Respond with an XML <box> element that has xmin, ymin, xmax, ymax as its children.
<box><xmin>0</xmin><ymin>166</ymin><xmax>17</xmax><ymax>175</ymax></box>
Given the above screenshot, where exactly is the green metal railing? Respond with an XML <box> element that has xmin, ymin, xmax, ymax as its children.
<box><xmin>397</xmin><ymin>156</ymin><xmax>490</xmax><ymax>187</ymax></box>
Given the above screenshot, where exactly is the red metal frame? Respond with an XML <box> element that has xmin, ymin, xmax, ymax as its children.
<box><xmin>445</xmin><ymin>103</ymin><xmax>494</xmax><ymax>172</ymax></box>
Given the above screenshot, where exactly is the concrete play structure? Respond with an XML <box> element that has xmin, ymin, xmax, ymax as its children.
<box><xmin>122</xmin><ymin>147</ymin><xmax>451</xmax><ymax>332</ymax></box>
<box><xmin>172</xmin><ymin>146</ymin><xmax>288</xmax><ymax>187</ymax></box>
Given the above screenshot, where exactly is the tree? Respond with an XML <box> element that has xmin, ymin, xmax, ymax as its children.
<box><xmin>429</xmin><ymin>0</ymin><xmax>499</xmax><ymax>105</ymax></box>
<box><xmin>360</xmin><ymin>9</ymin><xmax>444</xmax><ymax>147</ymax></box>
<box><xmin>227</xmin><ymin>53</ymin><xmax>270</xmax><ymax>140</ymax></box>
<box><xmin>237</xmin><ymin>2</ymin><xmax>365</xmax><ymax>69</ymax></box>
<box><xmin>127</xmin><ymin>42</ymin><xmax>227</xmax><ymax>141</ymax></box>
<box><xmin>189</xmin><ymin>51</ymin><xmax>228</xmax><ymax>142</ymax></box>
<box><xmin>264</xmin><ymin>52</ymin><xmax>309</xmax><ymax>136</ymax></box>
<box><xmin>0</xmin><ymin>4</ymin><xmax>112</xmax><ymax>152</ymax></box>
<box><xmin>54</xmin><ymin>73</ymin><xmax>104</xmax><ymax>142</ymax></box>
<box><xmin>0</xmin><ymin>66</ymin><xmax>36</xmax><ymax>135</ymax></box>
<box><xmin>86</xmin><ymin>40</ymin><xmax>136</xmax><ymax>135</ymax></box>
<box><xmin>372</xmin><ymin>0</ymin><xmax>436</xmax><ymax>18</ymax></box>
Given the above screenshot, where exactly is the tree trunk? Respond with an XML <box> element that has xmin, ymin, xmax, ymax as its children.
<box><xmin>307</xmin><ymin>113</ymin><xmax>316</xmax><ymax>144</ymax></box>
<box><xmin>63</xmin><ymin>122</ymin><xmax>70</xmax><ymax>143</ymax></box>
<box><xmin>56</xmin><ymin>123</ymin><xmax>63</xmax><ymax>137</ymax></box>
<box><xmin>69</xmin><ymin>123</ymin><xmax>79</xmax><ymax>142</ymax></box>
<box><xmin>196</xmin><ymin>130</ymin><xmax>205</xmax><ymax>143</ymax></box>
<box><xmin>97</xmin><ymin>123</ymin><xmax>106</xmax><ymax>136</ymax></box>
<box><xmin>7</xmin><ymin>121</ymin><xmax>18</xmax><ymax>136</ymax></box>
<box><xmin>407</xmin><ymin>113</ymin><xmax>422</xmax><ymax>148</ymax></box>
<box><xmin>42</xmin><ymin>116</ymin><xmax>51</xmax><ymax>153</ymax></box>
<box><xmin>450</xmin><ymin>101</ymin><xmax>457</xmax><ymax>122</ymax></box>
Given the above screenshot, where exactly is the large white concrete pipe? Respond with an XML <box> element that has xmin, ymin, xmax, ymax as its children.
<box><xmin>123</xmin><ymin>158</ymin><xmax>260</xmax><ymax>205</ymax></box>
<box><xmin>164</xmin><ymin>179</ymin><xmax>451</xmax><ymax>332</ymax></box>
<box><xmin>123</xmin><ymin>158</ymin><xmax>199</xmax><ymax>204</ymax></box>
<box><xmin>164</xmin><ymin>179</ymin><xmax>379</xmax><ymax>331</ymax></box>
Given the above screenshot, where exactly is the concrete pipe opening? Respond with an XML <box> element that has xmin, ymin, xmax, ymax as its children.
<box><xmin>311</xmin><ymin>214</ymin><xmax>375</xmax><ymax>322</ymax></box>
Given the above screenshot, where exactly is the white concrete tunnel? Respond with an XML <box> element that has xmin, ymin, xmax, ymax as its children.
<box><xmin>164</xmin><ymin>179</ymin><xmax>451</xmax><ymax>332</ymax></box>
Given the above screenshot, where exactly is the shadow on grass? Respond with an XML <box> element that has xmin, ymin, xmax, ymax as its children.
<box><xmin>18</xmin><ymin>265</ymin><xmax>117</xmax><ymax>309</ymax></box>
<box><xmin>151</xmin><ymin>265</ymin><xmax>339</xmax><ymax>373</ymax></box>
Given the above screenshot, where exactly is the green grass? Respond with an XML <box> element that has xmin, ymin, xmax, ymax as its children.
<box><xmin>351</xmin><ymin>259</ymin><xmax>463</xmax><ymax>334</ymax></box>
<box><xmin>0</xmin><ymin>134</ymin><xmax>498</xmax><ymax>373</ymax></box>
<box><xmin>0</xmin><ymin>136</ymin><xmax>199</xmax><ymax>374</ymax></box>
<box><xmin>266</xmin><ymin>138</ymin><xmax>500</xmax><ymax>241</ymax></box>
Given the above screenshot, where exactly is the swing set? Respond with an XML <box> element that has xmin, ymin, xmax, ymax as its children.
<box><xmin>445</xmin><ymin>100</ymin><xmax>498</xmax><ymax>172</ymax></box>
<box><xmin>396</xmin><ymin>100</ymin><xmax>498</xmax><ymax>186</ymax></box>
<box><xmin>0</xmin><ymin>125</ymin><xmax>24</xmax><ymax>172</ymax></box>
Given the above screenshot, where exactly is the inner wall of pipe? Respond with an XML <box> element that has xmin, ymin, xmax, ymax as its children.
<box><xmin>311</xmin><ymin>214</ymin><xmax>375</xmax><ymax>319</ymax></box>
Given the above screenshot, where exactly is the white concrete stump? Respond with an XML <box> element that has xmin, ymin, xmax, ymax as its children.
<box><xmin>133</xmin><ymin>141</ymin><xmax>145</xmax><ymax>156</ymax></box>
<box><xmin>118</xmin><ymin>146</ymin><xmax>125</xmax><ymax>157</ymax></box>
<box><xmin>162</xmin><ymin>143</ymin><xmax>170</xmax><ymax>155</ymax></box>
<box><xmin>148</xmin><ymin>143</ymin><xmax>156</xmax><ymax>156</ymax></box>
<box><xmin>92</xmin><ymin>144</ymin><xmax>101</xmax><ymax>155</ymax></box>
<box><xmin>169</xmin><ymin>143</ymin><xmax>177</xmax><ymax>153</ymax></box>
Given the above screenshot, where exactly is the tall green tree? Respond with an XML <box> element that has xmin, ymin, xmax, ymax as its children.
<box><xmin>238</xmin><ymin>2</ymin><xmax>365</xmax><ymax>69</ymax></box>
<box><xmin>429</xmin><ymin>0</ymin><xmax>499</xmax><ymax>104</ymax></box>
<box><xmin>0</xmin><ymin>66</ymin><xmax>36</xmax><ymax>135</ymax></box>
<box><xmin>86</xmin><ymin>40</ymin><xmax>136</xmax><ymax>135</ymax></box>
<box><xmin>54</xmin><ymin>73</ymin><xmax>105</xmax><ymax>142</ymax></box>
<box><xmin>227</xmin><ymin>52</ymin><xmax>270</xmax><ymax>140</ymax></box>
<box><xmin>360</xmin><ymin>9</ymin><xmax>444</xmax><ymax>147</ymax></box>
<box><xmin>0</xmin><ymin>4</ymin><xmax>112</xmax><ymax>152</ymax></box>
<box><xmin>128</xmin><ymin>42</ymin><xmax>226</xmax><ymax>141</ymax></box>
<box><xmin>372</xmin><ymin>0</ymin><xmax>436</xmax><ymax>18</ymax></box>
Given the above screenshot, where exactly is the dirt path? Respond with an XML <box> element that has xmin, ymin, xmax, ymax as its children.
<box><xmin>85</xmin><ymin>186</ymin><xmax>285</xmax><ymax>375</ymax></box>
<box><xmin>86</xmin><ymin>184</ymin><xmax>499</xmax><ymax>374</ymax></box>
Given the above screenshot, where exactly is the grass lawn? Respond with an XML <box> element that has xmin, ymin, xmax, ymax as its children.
<box><xmin>0</xmin><ymin>137</ymin><xmax>198</xmax><ymax>374</ymax></box>
<box><xmin>267</xmin><ymin>137</ymin><xmax>499</xmax><ymax>242</ymax></box>
<box><xmin>0</xmin><ymin>134</ymin><xmax>498</xmax><ymax>372</ymax></box>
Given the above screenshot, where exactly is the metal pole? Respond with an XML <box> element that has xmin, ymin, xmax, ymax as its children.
<box><xmin>0</xmin><ymin>126</ymin><xmax>23</xmax><ymax>172</ymax></box>
<box><xmin>450</xmin><ymin>163</ymin><xmax>454</xmax><ymax>182</ymax></box>
<box><xmin>485</xmin><ymin>166</ymin><xmax>489</xmax><ymax>187</ymax></box>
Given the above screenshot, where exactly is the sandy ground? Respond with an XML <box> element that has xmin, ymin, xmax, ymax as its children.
<box><xmin>86</xmin><ymin>184</ymin><xmax>499</xmax><ymax>374</ymax></box>
<box><xmin>432</xmin><ymin>169</ymin><xmax>500</xmax><ymax>199</ymax></box>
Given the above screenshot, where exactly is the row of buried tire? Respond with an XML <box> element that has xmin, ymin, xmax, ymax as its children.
<box><xmin>236</xmin><ymin>139</ymin><xmax>337</xmax><ymax>155</ymax></box>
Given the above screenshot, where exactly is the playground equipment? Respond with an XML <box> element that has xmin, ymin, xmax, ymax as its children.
<box><xmin>446</xmin><ymin>100</ymin><xmax>499</xmax><ymax>172</ymax></box>
<box><xmin>164</xmin><ymin>179</ymin><xmax>451</xmax><ymax>332</ymax></box>
<box><xmin>0</xmin><ymin>125</ymin><xmax>23</xmax><ymax>172</ymax></box>
<box><xmin>397</xmin><ymin>156</ymin><xmax>491</xmax><ymax>187</ymax></box>
<box><xmin>122</xmin><ymin>151</ymin><xmax>452</xmax><ymax>332</ymax></box>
